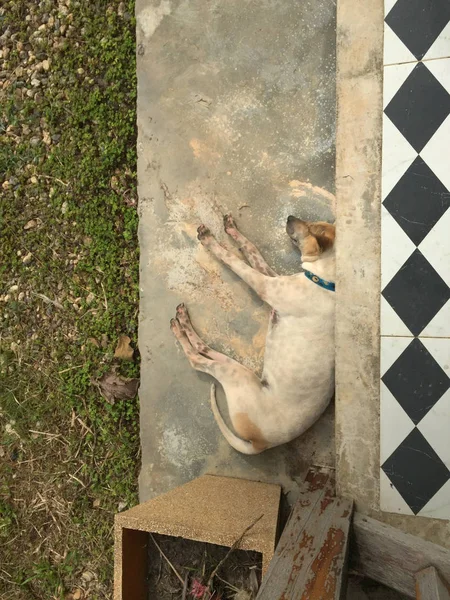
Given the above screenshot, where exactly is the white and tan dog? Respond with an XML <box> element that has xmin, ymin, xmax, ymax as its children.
<box><xmin>170</xmin><ymin>205</ymin><xmax>336</xmax><ymax>455</ymax></box>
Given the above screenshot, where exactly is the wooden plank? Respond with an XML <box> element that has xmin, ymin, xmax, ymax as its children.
<box><xmin>416</xmin><ymin>567</ymin><xmax>450</xmax><ymax>600</ymax></box>
<box><xmin>262</xmin><ymin>469</ymin><xmax>333</xmax><ymax>586</ymax></box>
<box><xmin>257</xmin><ymin>473</ymin><xmax>353</xmax><ymax>600</ymax></box>
<box><xmin>351</xmin><ymin>513</ymin><xmax>450</xmax><ymax>598</ymax></box>
<box><xmin>258</xmin><ymin>470</ymin><xmax>331</xmax><ymax>596</ymax></box>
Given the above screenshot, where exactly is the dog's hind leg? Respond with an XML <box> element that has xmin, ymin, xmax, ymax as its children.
<box><xmin>170</xmin><ymin>317</ymin><xmax>214</xmax><ymax>371</ymax></box>
<box><xmin>170</xmin><ymin>310</ymin><xmax>268</xmax><ymax>454</ymax></box>
<box><xmin>175</xmin><ymin>303</ymin><xmax>233</xmax><ymax>363</ymax></box>
<box><xmin>223</xmin><ymin>214</ymin><xmax>277</xmax><ymax>277</ymax></box>
<box><xmin>171</xmin><ymin>307</ymin><xmax>243</xmax><ymax>372</ymax></box>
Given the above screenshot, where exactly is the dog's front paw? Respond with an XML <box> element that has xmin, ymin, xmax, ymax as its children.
<box><xmin>197</xmin><ymin>224</ymin><xmax>213</xmax><ymax>244</ymax></box>
<box><xmin>176</xmin><ymin>302</ymin><xmax>188</xmax><ymax>319</ymax></box>
<box><xmin>224</xmin><ymin>213</ymin><xmax>241</xmax><ymax>242</ymax></box>
<box><xmin>223</xmin><ymin>213</ymin><xmax>237</xmax><ymax>233</ymax></box>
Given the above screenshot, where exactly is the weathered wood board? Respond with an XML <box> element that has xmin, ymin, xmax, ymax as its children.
<box><xmin>415</xmin><ymin>567</ymin><xmax>450</xmax><ymax>600</ymax></box>
<box><xmin>257</xmin><ymin>470</ymin><xmax>353</xmax><ymax>600</ymax></box>
<box><xmin>351</xmin><ymin>514</ymin><xmax>450</xmax><ymax>598</ymax></box>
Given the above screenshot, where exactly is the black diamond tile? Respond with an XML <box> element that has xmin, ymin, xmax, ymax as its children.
<box><xmin>382</xmin><ymin>249</ymin><xmax>450</xmax><ymax>336</ymax></box>
<box><xmin>383</xmin><ymin>156</ymin><xmax>450</xmax><ymax>246</ymax></box>
<box><xmin>385</xmin><ymin>0</ymin><xmax>450</xmax><ymax>60</ymax></box>
<box><xmin>382</xmin><ymin>338</ymin><xmax>450</xmax><ymax>425</ymax></box>
<box><xmin>384</xmin><ymin>62</ymin><xmax>450</xmax><ymax>153</ymax></box>
<box><xmin>382</xmin><ymin>428</ymin><xmax>450</xmax><ymax>514</ymax></box>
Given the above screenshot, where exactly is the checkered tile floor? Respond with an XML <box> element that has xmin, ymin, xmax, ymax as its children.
<box><xmin>381</xmin><ymin>0</ymin><xmax>450</xmax><ymax>519</ymax></box>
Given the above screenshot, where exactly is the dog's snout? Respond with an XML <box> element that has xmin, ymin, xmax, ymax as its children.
<box><xmin>286</xmin><ymin>215</ymin><xmax>298</xmax><ymax>235</ymax></box>
<box><xmin>286</xmin><ymin>215</ymin><xmax>301</xmax><ymax>236</ymax></box>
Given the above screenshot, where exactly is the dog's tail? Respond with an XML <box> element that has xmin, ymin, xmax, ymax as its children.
<box><xmin>210</xmin><ymin>384</ymin><xmax>261</xmax><ymax>455</ymax></box>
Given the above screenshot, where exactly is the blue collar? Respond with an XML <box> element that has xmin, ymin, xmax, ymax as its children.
<box><xmin>303</xmin><ymin>269</ymin><xmax>335</xmax><ymax>292</ymax></box>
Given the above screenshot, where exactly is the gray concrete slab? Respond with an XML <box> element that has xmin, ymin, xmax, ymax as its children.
<box><xmin>136</xmin><ymin>0</ymin><xmax>336</xmax><ymax>503</ymax></box>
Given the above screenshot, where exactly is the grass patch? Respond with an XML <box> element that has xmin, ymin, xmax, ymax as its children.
<box><xmin>0</xmin><ymin>0</ymin><xmax>139</xmax><ymax>598</ymax></box>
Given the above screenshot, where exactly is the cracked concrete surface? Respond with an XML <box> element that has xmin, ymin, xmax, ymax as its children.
<box><xmin>136</xmin><ymin>0</ymin><xmax>336</xmax><ymax>503</ymax></box>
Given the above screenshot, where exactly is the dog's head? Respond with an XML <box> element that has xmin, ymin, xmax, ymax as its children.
<box><xmin>286</xmin><ymin>217</ymin><xmax>335</xmax><ymax>262</ymax></box>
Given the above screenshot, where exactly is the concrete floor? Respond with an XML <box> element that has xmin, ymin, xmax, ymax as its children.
<box><xmin>136</xmin><ymin>0</ymin><xmax>336</xmax><ymax>503</ymax></box>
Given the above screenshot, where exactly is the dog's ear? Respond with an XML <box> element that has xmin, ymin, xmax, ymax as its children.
<box><xmin>301</xmin><ymin>235</ymin><xmax>321</xmax><ymax>257</ymax></box>
<box><xmin>308</xmin><ymin>222</ymin><xmax>335</xmax><ymax>253</ymax></box>
<box><xmin>292</xmin><ymin>219</ymin><xmax>310</xmax><ymax>237</ymax></box>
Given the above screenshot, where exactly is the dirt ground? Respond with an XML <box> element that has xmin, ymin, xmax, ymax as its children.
<box><xmin>147</xmin><ymin>534</ymin><xmax>262</xmax><ymax>600</ymax></box>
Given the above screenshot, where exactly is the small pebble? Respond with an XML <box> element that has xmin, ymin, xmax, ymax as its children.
<box><xmin>22</xmin><ymin>252</ymin><xmax>33</xmax><ymax>265</ymax></box>
<box><xmin>81</xmin><ymin>571</ymin><xmax>94</xmax><ymax>583</ymax></box>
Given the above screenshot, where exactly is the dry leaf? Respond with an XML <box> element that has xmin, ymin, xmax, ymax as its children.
<box><xmin>114</xmin><ymin>334</ymin><xmax>134</xmax><ymax>361</ymax></box>
<box><xmin>93</xmin><ymin>371</ymin><xmax>139</xmax><ymax>405</ymax></box>
<box><xmin>24</xmin><ymin>219</ymin><xmax>37</xmax><ymax>230</ymax></box>
<box><xmin>33</xmin><ymin>292</ymin><xmax>64</xmax><ymax>310</ymax></box>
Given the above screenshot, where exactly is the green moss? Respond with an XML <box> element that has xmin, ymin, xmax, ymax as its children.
<box><xmin>0</xmin><ymin>0</ymin><xmax>139</xmax><ymax>597</ymax></box>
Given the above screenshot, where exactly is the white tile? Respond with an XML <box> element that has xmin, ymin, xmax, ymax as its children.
<box><xmin>380</xmin><ymin>297</ymin><xmax>413</xmax><ymax>336</ymax></box>
<box><xmin>419</xmin><ymin>207</ymin><xmax>450</xmax><ymax>288</ymax></box>
<box><xmin>381</xmin><ymin>207</ymin><xmax>416</xmax><ymax>288</ymax></box>
<box><xmin>420</xmin><ymin>338</ymin><xmax>450</xmax><ymax>377</ymax></box>
<box><xmin>421</xmin><ymin>299</ymin><xmax>450</xmax><ymax>338</ymax></box>
<box><xmin>418</xmin><ymin>390</ymin><xmax>450</xmax><ymax>468</ymax></box>
<box><xmin>380</xmin><ymin>383</ymin><xmax>415</xmax><ymax>463</ymax></box>
<box><xmin>382</xmin><ymin>115</ymin><xmax>417</xmax><ymax>199</ymax></box>
<box><xmin>417</xmin><ymin>479</ymin><xmax>450</xmax><ymax>520</ymax></box>
<box><xmin>423</xmin><ymin>22</ymin><xmax>450</xmax><ymax>62</ymax></box>
<box><xmin>383</xmin><ymin>62</ymin><xmax>416</xmax><ymax>108</ymax></box>
<box><xmin>380</xmin><ymin>469</ymin><xmax>415</xmax><ymax>516</ymax></box>
<box><xmin>384</xmin><ymin>22</ymin><xmax>417</xmax><ymax>66</ymax></box>
<box><xmin>384</xmin><ymin>0</ymin><xmax>397</xmax><ymax>18</ymax></box>
<box><xmin>421</xmin><ymin>115</ymin><xmax>450</xmax><ymax>192</ymax></box>
<box><xmin>425</xmin><ymin>57</ymin><xmax>450</xmax><ymax>93</ymax></box>
<box><xmin>380</xmin><ymin>336</ymin><xmax>412</xmax><ymax>375</ymax></box>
